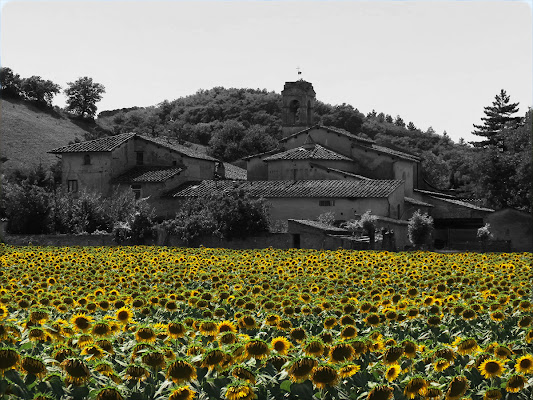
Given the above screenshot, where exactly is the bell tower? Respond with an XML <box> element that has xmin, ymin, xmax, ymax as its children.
<box><xmin>281</xmin><ymin>80</ymin><xmax>316</xmax><ymax>138</ymax></box>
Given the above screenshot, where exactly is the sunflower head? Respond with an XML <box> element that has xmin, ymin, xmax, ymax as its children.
<box><xmin>515</xmin><ymin>354</ymin><xmax>533</xmax><ymax>374</ymax></box>
<box><xmin>21</xmin><ymin>356</ymin><xmax>47</xmax><ymax>379</ymax></box>
<box><xmin>479</xmin><ymin>359</ymin><xmax>506</xmax><ymax>379</ymax></box>
<box><xmin>61</xmin><ymin>358</ymin><xmax>91</xmax><ymax>386</ymax></box>
<box><xmin>367</xmin><ymin>385</ymin><xmax>393</xmax><ymax>400</ymax></box>
<box><xmin>70</xmin><ymin>313</ymin><xmax>93</xmax><ymax>332</ymax></box>
<box><xmin>382</xmin><ymin>346</ymin><xmax>403</xmax><ymax>365</ymax></box>
<box><xmin>385</xmin><ymin>364</ymin><xmax>401</xmax><ymax>381</ymax></box>
<box><xmin>287</xmin><ymin>357</ymin><xmax>318</xmax><ymax>383</ymax></box>
<box><xmin>271</xmin><ymin>337</ymin><xmax>291</xmax><ymax>355</ymax></box>
<box><xmin>446</xmin><ymin>375</ymin><xmax>469</xmax><ymax>400</ymax></box>
<box><xmin>244</xmin><ymin>339</ymin><xmax>270</xmax><ymax>360</ymax></box>
<box><xmin>310</xmin><ymin>364</ymin><xmax>339</xmax><ymax>389</ymax></box>
<box><xmin>124</xmin><ymin>364</ymin><xmax>150</xmax><ymax>382</ymax></box>
<box><xmin>224</xmin><ymin>381</ymin><xmax>256</xmax><ymax>400</ymax></box>
<box><xmin>505</xmin><ymin>374</ymin><xmax>527</xmax><ymax>393</ymax></box>
<box><xmin>404</xmin><ymin>376</ymin><xmax>428</xmax><ymax>399</ymax></box>
<box><xmin>232</xmin><ymin>365</ymin><xmax>256</xmax><ymax>383</ymax></box>
<box><xmin>95</xmin><ymin>387</ymin><xmax>124</xmax><ymax>400</ymax></box>
<box><xmin>0</xmin><ymin>348</ymin><xmax>20</xmax><ymax>372</ymax></box>
<box><xmin>166</xmin><ymin>359</ymin><xmax>197</xmax><ymax>384</ymax></box>
<box><xmin>330</xmin><ymin>343</ymin><xmax>354</xmax><ymax>363</ymax></box>
<box><xmin>169</xmin><ymin>385</ymin><xmax>196</xmax><ymax>400</ymax></box>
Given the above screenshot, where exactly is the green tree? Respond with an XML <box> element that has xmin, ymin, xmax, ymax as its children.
<box><xmin>0</xmin><ymin>67</ymin><xmax>22</xmax><ymax>98</ymax></box>
<box><xmin>472</xmin><ymin>89</ymin><xmax>522</xmax><ymax>149</ymax></box>
<box><xmin>20</xmin><ymin>76</ymin><xmax>61</xmax><ymax>106</ymax></box>
<box><xmin>407</xmin><ymin>121</ymin><xmax>417</xmax><ymax>131</ymax></box>
<box><xmin>408</xmin><ymin>210</ymin><xmax>434</xmax><ymax>249</ymax></box>
<box><xmin>64</xmin><ymin>77</ymin><xmax>106</xmax><ymax>119</ymax></box>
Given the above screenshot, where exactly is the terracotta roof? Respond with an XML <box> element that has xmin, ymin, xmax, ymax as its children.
<box><xmin>137</xmin><ymin>135</ymin><xmax>218</xmax><ymax>162</ymax></box>
<box><xmin>223</xmin><ymin>163</ymin><xmax>247</xmax><ymax>180</ymax></box>
<box><xmin>414</xmin><ymin>189</ymin><xmax>457</xmax><ymax>199</ymax></box>
<box><xmin>167</xmin><ymin>179</ymin><xmax>403</xmax><ymax>199</ymax></box>
<box><xmin>263</xmin><ymin>144</ymin><xmax>353</xmax><ymax>162</ymax></box>
<box><xmin>49</xmin><ymin>132</ymin><xmax>135</xmax><ymax>153</ymax></box>
<box><xmin>405</xmin><ymin>197</ymin><xmax>434</xmax><ymax>207</ymax></box>
<box><xmin>111</xmin><ymin>166</ymin><xmax>184</xmax><ymax>183</ymax></box>
<box><xmin>309</xmin><ymin>163</ymin><xmax>369</xmax><ymax>180</ymax></box>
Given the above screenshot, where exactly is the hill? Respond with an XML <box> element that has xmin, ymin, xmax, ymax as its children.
<box><xmin>0</xmin><ymin>98</ymin><xmax>109</xmax><ymax>173</ymax></box>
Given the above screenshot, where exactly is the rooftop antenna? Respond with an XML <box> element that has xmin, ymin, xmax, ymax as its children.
<box><xmin>297</xmin><ymin>66</ymin><xmax>302</xmax><ymax>79</ymax></box>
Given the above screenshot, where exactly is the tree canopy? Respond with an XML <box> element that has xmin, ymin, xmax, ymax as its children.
<box><xmin>64</xmin><ymin>77</ymin><xmax>106</xmax><ymax>119</ymax></box>
<box><xmin>471</xmin><ymin>89</ymin><xmax>522</xmax><ymax>149</ymax></box>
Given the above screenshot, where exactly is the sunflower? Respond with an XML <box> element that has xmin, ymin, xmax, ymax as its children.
<box><xmin>29</xmin><ymin>308</ymin><xmax>50</xmax><ymax>324</ymax></box>
<box><xmin>367</xmin><ymin>385</ymin><xmax>393</xmax><ymax>400</ymax></box>
<box><xmin>461</xmin><ymin>308</ymin><xmax>477</xmax><ymax>320</ymax></box>
<box><xmin>310</xmin><ymin>365</ymin><xmax>339</xmax><ymax>389</ymax></box>
<box><xmin>80</xmin><ymin>344</ymin><xmax>106</xmax><ymax>360</ymax></box>
<box><xmin>365</xmin><ymin>313</ymin><xmax>381</xmax><ymax>327</ymax></box>
<box><xmin>167</xmin><ymin>359</ymin><xmax>197</xmax><ymax>384</ymax></box>
<box><xmin>238</xmin><ymin>315</ymin><xmax>257</xmax><ymax>330</ymax></box>
<box><xmin>94</xmin><ymin>361</ymin><xmax>115</xmax><ymax>377</ymax></box>
<box><xmin>456</xmin><ymin>338</ymin><xmax>480</xmax><ymax>355</ymax></box>
<box><xmin>330</xmin><ymin>343</ymin><xmax>354</xmax><ymax>363</ymax></box>
<box><xmin>224</xmin><ymin>381</ymin><xmax>256</xmax><ymax>400</ymax></box>
<box><xmin>338</xmin><ymin>362</ymin><xmax>360</xmax><ymax>378</ymax></box>
<box><xmin>402</xmin><ymin>340</ymin><xmax>418</xmax><ymax>358</ymax></box>
<box><xmin>446</xmin><ymin>375</ymin><xmax>469</xmax><ymax>400</ymax></box>
<box><xmin>124</xmin><ymin>364</ymin><xmax>150</xmax><ymax>382</ymax></box>
<box><xmin>269</xmin><ymin>355</ymin><xmax>288</xmax><ymax>371</ymax></box>
<box><xmin>483</xmin><ymin>388</ymin><xmax>502</xmax><ymax>400</ymax></box>
<box><xmin>434</xmin><ymin>358</ymin><xmax>451</xmax><ymax>372</ymax></box>
<box><xmin>20</xmin><ymin>356</ymin><xmax>47</xmax><ymax>379</ymax></box>
<box><xmin>169</xmin><ymin>385</ymin><xmax>196</xmax><ymax>400</ymax></box>
<box><xmin>142</xmin><ymin>350</ymin><xmax>166</xmax><ymax>370</ymax></box>
<box><xmin>427</xmin><ymin>316</ymin><xmax>441</xmax><ymax>327</ymax></box>
<box><xmin>91</xmin><ymin>321</ymin><xmax>112</xmax><ymax>337</ymax></box>
<box><xmin>61</xmin><ymin>358</ymin><xmax>91</xmax><ymax>385</ymax></box>
<box><xmin>505</xmin><ymin>374</ymin><xmax>526</xmax><ymax>393</ymax></box>
<box><xmin>340</xmin><ymin>325</ymin><xmax>358</xmax><ymax>340</ymax></box>
<box><xmin>135</xmin><ymin>326</ymin><xmax>157</xmax><ymax>343</ymax></box>
<box><xmin>70</xmin><ymin>313</ymin><xmax>93</xmax><ymax>333</ymax></box>
<box><xmin>53</xmin><ymin>346</ymin><xmax>75</xmax><ymax>363</ymax></box>
<box><xmin>323</xmin><ymin>316</ymin><xmax>337</xmax><ymax>330</ymax></box>
<box><xmin>404</xmin><ymin>377</ymin><xmax>428</xmax><ymax>399</ymax></box>
<box><xmin>244</xmin><ymin>339</ymin><xmax>270</xmax><ymax>360</ymax></box>
<box><xmin>168</xmin><ymin>322</ymin><xmax>186</xmax><ymax>339</ymax></box>
<box><xmin>479</xmin><ymin>359</ymin><xmax>506</xmax><ymax>379</ymax></box>
<box><xmin>95</xmin><ymin>387</ymin><xmax>124</xmax><ymax>400</ymax></box>
<box><xmin>218</xmin><ymin>320</ymin><xmax>238</xmax><ymax>335</ymax></box>
<box><xmin>490</xmin><ymin>311</ymin><xmax>505</xmax><ymax>322</ymax></box>
<box><xmin>232</xmin><ymin>365</ymin><xmax>256</xmax><ymax>383</ymax></box>
<box><xmin>201</xmin><ymin>349</ymin><xmax>227</xmax><ymax>370</ymax></box>
<box><xmin>515</xmin><ymin>354</ymin><xmax>533</xmax><ymax>374</ymax></box>
<box><xmin>0</xmin><ymin>348</ymin><xmax>20</xmax><ymax>375</ymax></box>
<box><xmin>494</xmin><ymin>346</ymin><xmax>512</xmax><ymax>360</ymax></box>
<box><xmin>287</xmin><ymin>357</ymin><xmax>318</xmax><ymax>383</ymax></box>
<box><xmin>116</xmin><ymin>307</ymin><xmax>133</xmax><ymax>324</ymax></box>
<box><xmin>384</xmin><ymin>364</ymin><xmax>401</xmax><ymax>381</ymax></box>
<box><xmin>271</xmin><ymin>337</ymin><xmax>291</xmax><ymax>355</ymax></box>
<box><xmin>382</xmin><ymin>346</ymin><xmax>403</xmax><ymax>365</ymax></box>
<box><xmin>304</xmin><ymin>338</ymin><xmax>325</xmax><ymax>357</ymax></box>
<box><xmin>290</xmin><ymin>327</ymin><xmax>307</xmax><ymax>342</ymax></box>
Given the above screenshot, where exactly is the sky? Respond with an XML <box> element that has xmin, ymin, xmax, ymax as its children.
<box><xmin>1</xmin><ymin>1</ymin><xmax>532</xmax><ymax>144</ymax></box>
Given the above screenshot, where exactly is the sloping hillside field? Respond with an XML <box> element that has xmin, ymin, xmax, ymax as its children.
<box><xmin>0</xmin><ymin>245</ymin><xmax>532</xmax><ymax>400</ymax></box>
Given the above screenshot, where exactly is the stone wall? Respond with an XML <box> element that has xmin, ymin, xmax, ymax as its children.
<box><xmin>2</xmin><ymin>233</ymin><xmax>116</xmax><ymax>247</ymax></box>
<box><xmin>166</xmin><ymin>233</ymin><xmax>291</xmax><ymax>249</ymax></box>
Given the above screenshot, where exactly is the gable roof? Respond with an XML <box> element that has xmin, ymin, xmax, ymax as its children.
<box><xmin>110</xmin><ymin>166</ymin><xmax>184</xmax><ymax>184</ymax></box>
<box><xmin>405</xmin><ymin>197</ymin><xmax>434</xmax><ymax>207</ymax></box>
<box><xmin>427</xmin><ymin>196</ymin><xmax>494</xmax><ymax>212</ymax></box>
<box><xmin>137</xmin><ymin>135</ymin><xmax>218</xmax><ymax>162</ymax></box>
<box><xmin>280</xmin><ymin>124</ymin><xmax>375</xmax><ymax>145</ymax></box>
<box><xmin>279</xmin><ymin>125</ymin><xmax>420</xmax><ymax>162</ymax></box>
<box><xmin>48</xmin><ymin>132</ymin><xmax>135</xmax><ymax>153</ymax></box>
<box><xmin>48</xmin><ymin>132</ymin><xmax>218</xmax><ymax>162</ymax></box>
<box><xmin>166</xmin><ymin>179</ymin><xmax>403</xmax><ymax>199</ymax></box>
<box><xmin>288</xmin><ymin>219</ymin><xmax>349</xmax><ymax>233</ymax></box>
<box><xmin>223</xmin><ymin>162</ymin><xmax>247</xmax><ymax>180</ymax></box>
<box><xmin>263</xmin><ymin>144</ymin><xmax>353</xmax><ymax>162</ymax></box>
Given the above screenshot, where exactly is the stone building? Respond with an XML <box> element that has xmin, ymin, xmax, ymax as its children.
<box><xmin>50</xmin><ymin>79</ymin><xmax>509</xmax><ymax>250</ymax></box>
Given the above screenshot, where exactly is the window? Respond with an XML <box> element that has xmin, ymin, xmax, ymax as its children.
<box><xmin>83</xmin><ymin>154</ymin><xmax>91</xmax><ymax>165</ymax></box>
<box><xmin>67</xmin><ymin>180</ymin><xmax>78</xmax><ymax>193</ymax></box>
<box><xmin>131</xmin><ymin>184</ymin><xmax>141</xmax><ymax>200</ymax></box>
<box><xmin>136</xmin><ymin>151</ymin><xmax>144</xmax><ymax>166</ymax></box>
<box><xmin>319</xmin><ymin>200</ymin><xmax>335</xmax><ymax>207</ymax></box>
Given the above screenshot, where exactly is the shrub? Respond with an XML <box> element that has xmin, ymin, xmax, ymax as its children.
<box><xmin>477</xmin><ymin>223</ymin><xmax>493</xmax><ymax>243</ymax></box>
<box><xmin>317</xmin><ymin>211</ymin><xmax>335</xmax><ymax>226</ymax></box>
<box><xmin>408</xmin><ymin>210</ymin><xmax>434</xmax><ymax>248</ymax></box>
<box><xmin>162</xmin><ymin>188</ymin><xmax>269</xmax><ymax>244</ymax></box>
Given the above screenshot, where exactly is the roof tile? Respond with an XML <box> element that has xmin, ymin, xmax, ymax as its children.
<box><xmin>263</xmin><ymin>144</ymin><xmax>352</xmax><ymax>162</ymax></box>
<box><xmin>48</xmin><ymin>132</ymin><xmax>135</xmax><ymax>153</ymax></box>
<box><xmin>111</xmin><ymin>166</ymin><xmax>184</xmax><ymax>183</ymax></box>
<box><xmin>167</xmin><ymin>179</ymin><xmax>403</xmax><ymax>199</ymax></box>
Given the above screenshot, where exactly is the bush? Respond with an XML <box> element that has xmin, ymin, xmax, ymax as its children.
<box><xmin>2</xmin><ymin>182</ymin><xmax>53</xmax><ymax>234</ymax></box>
<box><xmin>162</xmin><ymin>188</ymin><xmax>269</xmax><ymax>244</ymax></box>
<box><xmin>477</xmin><ymin>223</ymin><xmax>493</xmax><ymax>243</ymax></box>
<box><xmin>408</xmin><ymin>210</ymin><xmax>434</xmax><ymax>248</ymax></box>
<box><xmin>317</xmin><ymin>211</ymin><xmax>335</xmax><ymax>226</ymax></box>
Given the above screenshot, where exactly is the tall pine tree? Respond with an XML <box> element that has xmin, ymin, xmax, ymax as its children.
<box><xmin>471</xmin><ymin>89</ymin><xmax>522</xmax><ymax>149</ymax></box>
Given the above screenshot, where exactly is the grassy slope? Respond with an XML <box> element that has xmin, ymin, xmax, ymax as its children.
<box><xmin>0</xmin><ymin>98</ymin><xmax>89</xmax><ymax>173</ymax></box>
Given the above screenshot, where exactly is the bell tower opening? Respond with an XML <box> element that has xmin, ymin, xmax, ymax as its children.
<box><xmin>281</xmin><ymin>80</ymin><xmax>316</xmax><ymax>138</ymax></box>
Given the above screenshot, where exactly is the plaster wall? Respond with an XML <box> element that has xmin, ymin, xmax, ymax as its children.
<box><xmin>61</xmin><ymin>152</ymin><xmax>114</xmax><ymax>195</ymax></box>
<box><xmin>485</xmin><ymin>209</ymin><xmax>533</xmax><ymax>252</ymax></box>
<box><xmin>282</xmin><ymin>128</ymin><xmax>353</xmax><ymax>158</ymax></box>
<box><xmin>246</xmin><ymin>157</ymin><xmax>269</xmax><ymax>181</ymax></box>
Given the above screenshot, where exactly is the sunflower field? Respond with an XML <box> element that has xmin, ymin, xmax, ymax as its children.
<box><xmin>0</xmin><ymin>244</ymin><xmax>532</xmax><ymax>400</ymax></box>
